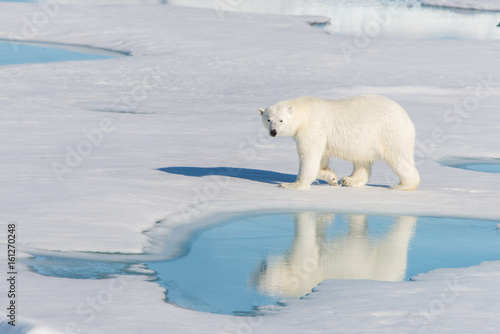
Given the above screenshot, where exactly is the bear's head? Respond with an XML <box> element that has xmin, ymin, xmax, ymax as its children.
<box><xmin>258</xmin><ymin>103</ymin><xmax>295</xmax><ymax>137</ymax></box>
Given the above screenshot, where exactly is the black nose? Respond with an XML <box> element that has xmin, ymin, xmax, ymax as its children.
<box><xmin>270</xmin><ymin>129</ymin><xmax>277</xmax><ymax>137</ymax></box>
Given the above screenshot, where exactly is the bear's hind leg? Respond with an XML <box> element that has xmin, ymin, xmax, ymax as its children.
<box><xmin>317</xmin><ymin>155</ymin><xmax>338</xmax><ymax>186</ymax></box>
<box><xmin>387</xmin><ymin>157</ymin><xmax>420</xmax><ymax>191</ymax></box>
<box><xmin>341</xmin><ymin>161</ymin><xmax>372</xmax><ymax>187</ymax></box>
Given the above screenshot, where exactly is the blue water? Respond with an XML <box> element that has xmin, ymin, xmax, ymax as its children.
<box><xmin>441</xmin><ymin>160</ymin><xmax>500</xmax><ymax>173</ymax></box>
<box><xmin>453</xmin><ymin>163</ymin><xmax>500</xmax><ymax>173</ymax></box>
<box><xmin>0</xmin><ymin>41</ymin><xmax>115</xmax><ymax>66</ymax></box>
<box><xmin>24</xmin><ymin>213</ymin><xmax>500</xmax><ymax>316</ymax></box>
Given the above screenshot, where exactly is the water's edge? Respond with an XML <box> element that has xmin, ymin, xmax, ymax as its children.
<box><xmin>0</xmin><ymin>38</ymin><xmax>131</xmax><ymax>57</ymax></box>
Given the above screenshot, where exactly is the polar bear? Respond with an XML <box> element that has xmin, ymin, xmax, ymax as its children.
<box><xmin>258</xmin><ymin>95</ymin><xmax>420</xmax><ymax>190</ymax></box>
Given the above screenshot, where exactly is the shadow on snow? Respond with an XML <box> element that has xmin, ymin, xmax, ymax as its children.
<box><xmin>157</xmin><ymin>166</ymin><xmax>392</xmax><ymax>187</ymax></box>
<box><xmin>157</xmin><ymin>166</ymin><xmax>297</xmax><ymax>185</ymax></box>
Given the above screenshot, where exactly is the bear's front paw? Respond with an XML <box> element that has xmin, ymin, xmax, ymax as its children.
<box><xmin>278</xmin><ymin>182</ymin><xmax>311</xmax><ymax>190</ymax></box>
<box><xmin>340</xmin><ymin>176</ymin><xmax>367</xmax><ymax>188</ymax></box>
<box><xmin>327</xmin><ymin>177</ymin><xmax>339</xmax><ymax>186</ymax></box>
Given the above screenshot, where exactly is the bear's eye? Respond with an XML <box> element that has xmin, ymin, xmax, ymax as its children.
<box><xmin>280</xmin><ymin>120</ymin><xmax>283</xmax><ymax>123</ymax></box>
<box><xmin>267</xmin><ymin>119</ymin><xmax>271</xmax><ymax>123</ymax></box>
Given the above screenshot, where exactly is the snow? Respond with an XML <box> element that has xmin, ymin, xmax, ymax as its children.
<box><xmin>167</xmin><ymin>0</ymin><xmax>500</xmax><ymax>39</ymax></box>
<box><xmin>0</xmin><ymin>1</ymin><xmax>499</xmax><ymax>333</ymax></box>
<box><xmin>260</xmin><ymin>261</ymin><xmax>500</xmax><ymax>334</ymax></box>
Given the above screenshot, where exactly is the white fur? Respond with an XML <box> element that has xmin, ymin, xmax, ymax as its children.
<box><xmin>259</xmin><ymin>95</ymin><xmax>420</xmax><ymax>190</ymax></box>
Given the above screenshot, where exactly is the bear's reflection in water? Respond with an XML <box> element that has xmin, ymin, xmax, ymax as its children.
<box><xmin>254</xmin><ymin>212</ymin><xmax>417</xmax><ymax>298</ymax></box>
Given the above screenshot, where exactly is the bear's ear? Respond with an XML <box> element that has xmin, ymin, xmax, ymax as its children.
<box><xmin>289</xmin><ymin>106</ymin><xmax>295</xmax><ymax>114</ymax></box>
<box><xmin>258</xmin><ymin>108</ymin><xmax>265</xmax><ymax>116</ymax></box>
